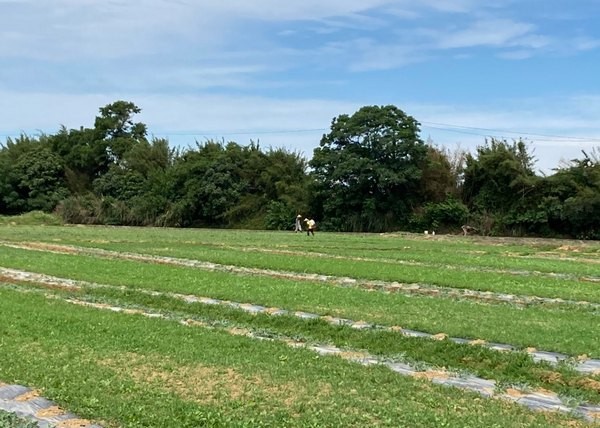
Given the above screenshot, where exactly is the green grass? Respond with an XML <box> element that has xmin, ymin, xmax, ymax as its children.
<box><xmin>2</xmin><ymin>226</ymin><xmax>599</xmax><ymax>302</ymax></box>
<box><xmin>1</xmin><ymin>246</ymin><xmax>599</xmax><ymax>358</ymax></box>
<box><xmin>1</xmin><ymin>225</ymin><xmax>599</xmax><ymax>426</ymax></box>
<box><xmin>15</xmin><ymin>280</ymin><xmax>599</xmax><ymax>406</ymax></box>
<box><xmin>2</xmin><ymin>224</ymin><xmax>600</xmax><ymax>258</ymax></box>
<box><xmin>0</xmin><ymin>212</ymin><xmax>62</xmax><ymax>226</ymax></box>
<box><xmin>0</xmin><ymin>411</ymin><xmax>38</xmax><ymax>428</ymax></box>
<box><xmin>84</xmin><ymin>242</ymin><xmax>600</xmax><ymax>302</ymax></box>
<box><xmin>0</xmin><ymin>287</ymin><xmax>585</xmax><ymax>428</ymax></box>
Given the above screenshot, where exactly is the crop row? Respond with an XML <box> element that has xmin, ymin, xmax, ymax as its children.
<box><xmin>1</xmin><ymin>245</ymin><xmax>599</xmax><ymax>357</ymax></box>
<box><xmin>3</xmin><ymin>269</ymin><xmax>600</xmax><ymax>409</ymax></box>
<box><xmin>2</xmin><ymin>286</ymin><xmax>590</xmax><ymax>427</ymax></box>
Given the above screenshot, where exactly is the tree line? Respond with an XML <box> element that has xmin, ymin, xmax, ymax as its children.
<box><xmin>1</xmin><ymin>101</ymin><xmax>598</xmax><ymax>238</ymax></box>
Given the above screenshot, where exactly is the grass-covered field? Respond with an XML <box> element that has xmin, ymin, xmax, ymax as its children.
<box><xmin>1</xmin><ymin>224</ymin><xmax>599</xmax><ymax>427</ymax></box>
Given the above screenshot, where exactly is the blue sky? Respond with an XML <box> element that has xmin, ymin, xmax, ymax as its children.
<box><xmin>1</xmin><ymin>0</ymin><xmax>600</xmax><ymax>173</ymax></box>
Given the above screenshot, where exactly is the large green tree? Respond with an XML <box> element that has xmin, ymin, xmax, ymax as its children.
<box><xmin>310</xmin><ymin>105</ymin><xmax>428</xmax><ymax>232</ymax></box>
<box><xmin>94</xmin><ymin>100</ymin><xmax>148</xmax><ymax>165</ymax></box>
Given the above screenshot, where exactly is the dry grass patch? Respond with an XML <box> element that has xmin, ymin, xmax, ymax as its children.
<box><xmin>55</xmin><ymin>419</ymin><xmax>97</xmax><ymax>428</ymax></box>
<box><xmin>35</xmin><ymin>406</ymin><xmax>65</xmax><ymax>417</ymax></box>
<box><xmin>99</xmin><ymin>353</ymin><xmax>333</xmax><ymax>414</ymax></box>
<box><xmin>14</xmin><ymin>390</ymin><xmax>40</xmax><ymax>401</ymax></box>
<box><xmin>413</xmin><ymin>370</ymin><xmax>450</xmax><ymax>381</ymax></box>
<box><xmin>21</xmin><ymin>242</ymin><xmax>80</xmax><ymax>254</ymax></box>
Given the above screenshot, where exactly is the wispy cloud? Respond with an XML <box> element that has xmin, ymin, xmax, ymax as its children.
<box><xmin>436</xmin><ymin>19</ymin><xmax>537</xmax><ymax>49</ymax></box>
<box><xmin>343</xmin><ymin>39</ymin><xmax>428</xmax><ymax>71</ymax></box>
<box><xmin>497</xmin><ymin>50</ymin><xmax>534</xmax><ymax>60</ymax></box>
<box><xmin>572</xmin><ymin>37</ymin><xmax>600</xmax><ymax>51</ymax></box>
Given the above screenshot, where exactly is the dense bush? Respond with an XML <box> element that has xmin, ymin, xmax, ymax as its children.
<box><xmin>416</xmin><ymin>197</ymin><xmax>469</xmax><ymax>232</ymax></box>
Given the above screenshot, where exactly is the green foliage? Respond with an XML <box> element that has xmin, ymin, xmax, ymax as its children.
<box><xmin>163</xmin><ymin>140</ymin><xmax>309</xmax><ymax>228</ymax></box>
<box><xmin>94</xmin><ymin>100</ymin><xmax>147</xmax><ymax>165</ymax></box>
<box><xmin>412</xmin><ymin>197</ymin><xmax>468</xmax><ymax>231</ymax></box>
<box><xmin>48</xmin><ymin>126</ymin><xmax>109</xmax><ymax>191</ymax></box>
<box><xmin>547</xmin><ymin>152</ymin><xmax>600</xmax><ymax>239</ymax></box>
<box><xmin>92</xmin><ymin>167</ymin><xmax>146</xmax><ymax>201</ymax></box>
<box><xmin>166</xmin><ymin>141</ymin><xmax>243</xmax><ymax>227</ymax></box>
<box><xmin>265</xmin><ymin>200</ymin><xmax>295</xmax><ymax>230</ymax></box>
<box><xmin>0</xmin><ymin>211</ymin><xmax>62</xmax><ymax>226</ymax></box>
<box><xmin>489</xmin><ymin>148</ymin><xmax>600</xmax><ymax>238</ymax></box>
<box><xmin>0</xmin><ymin>135</ymin><xmax>69</xmax><ymax>214</ymax></box>
<box><xmin>420</xmin><ymin>145</ymin><xmax>463</xmax><ymax>203</ymax></box>
<box><xmin>463</xmin><ymin>138</ymin><xmax>536</xmax><ymax>214</ymax></box>
<box><xmin>0</xmin><ymin>410</ymin><xmax>39</xmax><ymax>428</ymax></box>
<box><xmin>310</xmin><ymin>105</ymin><xmax>428</xmax><ymax>232</ymax></box>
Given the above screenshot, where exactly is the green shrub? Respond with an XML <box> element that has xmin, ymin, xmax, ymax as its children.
<box><xmin>265</xmin><ymin>200</ymin><xmax>295</xmax><ymax>230</ymax></box>
<box><xmin>412</xmin><ymin>197</ymin><xmax>469</xmax><ymax>232</ymax></box>
<box><xmin>0</xmin><ymin>211</ymin><xmax>63</xmax><ymax>226</ymax></box>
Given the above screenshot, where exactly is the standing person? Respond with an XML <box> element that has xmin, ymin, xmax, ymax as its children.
<box><xmin>305</xmin><ymin>218</ymin><xmax>316</xmax><ymax>236</ymax></box>
<box><xmin>294</xmin><ymin>214</ymin><xmax>303</xmax><ymax>232</ymax></box>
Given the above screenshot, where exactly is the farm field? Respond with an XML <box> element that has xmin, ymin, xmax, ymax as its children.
<box><xmin>0</xmin><ymin>225</ymin><xmax>599</xmax><ymax>427</ymax></box>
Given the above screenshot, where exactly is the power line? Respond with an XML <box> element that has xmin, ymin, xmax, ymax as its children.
<box><xmin>2</xmin><ymin>122</ymin><xmax>599</xmax><ymax>144</ymax></box>
<box><xmin>422</xmin><ymin>125</ymin><xmax>497</xmax><ymax>138</ymax></box>
<box><xmin>0</xmin><ymin>128</ymin><xmax>329</xmax><ymax>139</ymax></box>
<box><xmin>150</xmin><ymin>128</ymin><xmax>329</xmax><ymax>137</ymax></box>
<box><xmin>420</xmin><ymin>121</ymin><xmax>600</xmax><ymax>143</ymax></box>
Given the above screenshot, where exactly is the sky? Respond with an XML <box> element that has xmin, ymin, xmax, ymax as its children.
<box><xmin>1</xmin><ymin>0</ymin><xmax>600</xmax><ymax>174</ymax></box>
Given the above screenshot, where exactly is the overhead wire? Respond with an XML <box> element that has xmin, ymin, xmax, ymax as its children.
<box><xmin>420</xmin><ymin>121</ymin><xmax>600</xmax><ymax>143</ymax></box>
<box><xmin>1</xmin><ymin>122</ymin><xmax>599</xmax><ymax>144</ymax></box>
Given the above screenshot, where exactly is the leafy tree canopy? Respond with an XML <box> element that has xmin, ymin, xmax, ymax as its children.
<box><xmin>310</xmin><ymin>105</ymin><xmax>428</xmax><ymax>232</ymax></box>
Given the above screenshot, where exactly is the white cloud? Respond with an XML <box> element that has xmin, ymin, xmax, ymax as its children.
<box><xmin>201</xmin><ymin>0</ymin><xmax>396</xmax><ymax>21</ymax></box>
<box><xmin>418</xmin><ymin>0</ymin><xmax>482</xmax><ymax>13</ymax></box>
<box><xmin>497</xmin><ymin>50</ymin><xmax>534</xmax><ymax>59</ymax></box>
<box><xmin>572</xmin><ymin>37</ymin><xmax>600</xmax><ymax>51</ymax></box>
<box><xmin>344</xmin><ymin>39</ymin><xmax>428</xmax><ymax>71</ymax></box>
<box><xmin>437</xmin><ymin>19</ymin><xmax>536</xmax><ymax>49</ymax></box>
<box><xmin>0</xmin><ymin>89</ymin><xmax>359</xmax><ymax>157</ymax></box>
<box><xmin>0</xmin><ymin>0</ymin><xmax>403</xmax><ymax>60</ymax></box>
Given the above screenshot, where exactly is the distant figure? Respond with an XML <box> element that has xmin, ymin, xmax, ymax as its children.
<box><xmin>305</xmin><ymin>218</ymin><xmax>316</xmax><ymax>236</ymax></box>
<box><xmin>462</xmin><ymin>225</ymin><xmax>477</xmax><ymax>236</ymax></box>
<box><xmin>294</xmin><ymin>214</ymin><xmax>303</xmax><ymax>232</ymax></box>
